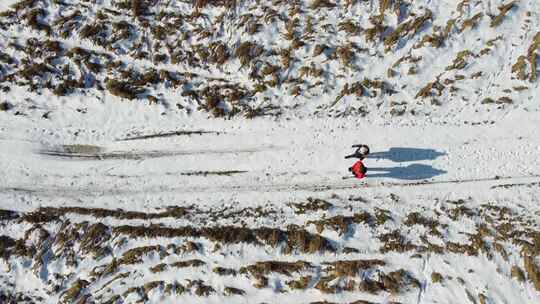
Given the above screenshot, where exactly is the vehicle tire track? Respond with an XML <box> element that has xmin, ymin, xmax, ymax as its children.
<box><xmin>37</xmin><ymin>145</ymin><xmax>282</xmax><ymax>160</ymax></box>
<box><xmin>3</xmin><ymin>174</ymin><xmax>540</xmax><ymax>198</ymax></box>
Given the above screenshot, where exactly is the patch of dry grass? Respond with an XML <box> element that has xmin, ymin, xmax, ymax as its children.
<box><xmin>307</xmin><ymin>211</ymin><xmax>373</xmax><ymax>235</ymax></box>
<box><xmin>416</xmin><ymin>79</ymin><xmax>445</xmax><ymax>99</ymax></box>
<box><xmin>461</xmin><ymin>13</ymin><xmax>483</xmax><ymax>32</ymax></box>
<box><xmin>235</xmin><ymin>41</ymin><xmax>264</xmax><ymax>67</ymax></box>
<box><xmin>105</xmin><ymin>78</ymin><xmax>145</xmax><ymax>99</ymax></box>
<box><xmin>384</xmin><ymin>9</ymin><xmax>432</xmax><ymax>51</ymax></box>
<box><xmin>490</xmin><ymin>1</ymin><xmax>517</xmax><ymax>28</ymax></box>
<box><xmin>310</xmin><ymin>0</ymin><xmax>337</xmax><ymax>10</ymax></box>
<box><xmin>240</xmin><ymin>261</ymin><xmax>312</xmax><ymax>277</ymax></box>
<box><xmin>61</xmin><ymin>279</ymin><xmax>89</xmax><ymax>303</ymax></box>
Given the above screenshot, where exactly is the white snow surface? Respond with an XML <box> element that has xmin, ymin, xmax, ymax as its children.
<box><xmin>0</xmin><ymin>106</ymin><xmax>540</xmax><ymax>210</ymax></box>
<box><xmin>1</xmin><ymin>99</ymin><xmax>539</xmax><ymax>304</ymax></box>
<box><xmin>0</xmin><ymin>0</ymin><xmax>539</xmax><ymax>303</ymax></box>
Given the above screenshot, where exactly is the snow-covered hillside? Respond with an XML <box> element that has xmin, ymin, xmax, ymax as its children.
<box><xmin>0</xmin><ymin>1</ymin><xmax>539</xmax><ymax>304</ymax></box>
<box><xmin>0</xmin><ymin>0</ymin><xmax>539</xmax><ymax>121</ymax></box>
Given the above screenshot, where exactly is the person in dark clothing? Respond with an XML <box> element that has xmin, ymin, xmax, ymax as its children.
<box><xmin>345</xmin><ymin>144</ymin><xmax>370</xmax><ymax>160</ymax></box>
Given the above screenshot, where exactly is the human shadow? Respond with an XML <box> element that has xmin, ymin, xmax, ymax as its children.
<box><xmin>369</xmin><ymin>147</ymin><xmax>446</xmax><ymax>162</ymax></box>
<box><xmin>367</xmin><ymin>164</ymin><xmax>446</xmax><ymax>180</ymax></box>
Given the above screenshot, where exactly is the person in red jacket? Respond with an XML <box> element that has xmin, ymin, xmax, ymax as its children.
<box><xmin>349</xmin><ymin>159</ymin><xmax>367</xmax><ymax>179</ymax></box>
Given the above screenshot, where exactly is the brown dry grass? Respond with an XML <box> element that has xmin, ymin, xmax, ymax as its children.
<box><xmin>208</xmin><ymin>42</ymin><xmax>230</xmax><ymax>65</ymax></box>
<box><xmin>187</xmin><ymin>279</ymin><xmax>215</xmax><ymax>296</ymax></box>
<box><xmin>338</xmin><ymin>19</ymin><xmax>361</xmax><ymax>35</ymax></box>
<box><xmin>379</xmin><ymin>230</ymin><xmax>418</xmax><ymax>253</ymax></box>
<box><xmin>287</xmin><ymin>275</ymin><xmax>312</xmax><ymax>289</ymax></box>
<box><xmin>282</xmin><ymin>225</ymin><xmax>335</xmax><ymax>254</ymax></box>
<box><xmin>325</xmin><ymin>259</ymin><xmax>385</xmax><ymax>277</ymax></box>
<box><xmin>111</xmin><ymin>224</ymin><xmax>336</xmax><ymax>254</ymax></box>
<box><xmin>310</xmin><ymin>0</ymin><xmax>337</xmax><ymax>10</ymax></box>
<box><xmin>308</xmin><ymin>211</ymin><xmax>373</xmax><ymax>235</ymax></box>
<box><xmin>379</xmin><ymin>0</ymin><xmax>392</xmax><ymax>15</ymax></box>
<box><xmin>511</xmin><ymin>265</ymin><xmax>526</xmax><ymax>282</ymax></box>
<box><xmin>37</xmin><ymin>206</ymin><xmax>190</xmax><ymax>220</ymax></box>
<box><xmin>131</xmin><ymin>0</ymin><xmax>148</xmax><ymax>17</ymax></box>
<box><xmin>312</xmin><ymin>44</ymin><xmax>328</xmax><ymax>57</ymax></box>
<box><xmin>24</xmin><ymin>8</ymin><xmax>51</xmax><ymax>34</ymax></box>
<box><xmin>431</xmin><ymin>272</ymin><xmax>443</xmax><ymax>283</ymax></box>
<box><xmin>284</xmin><ymin>18</ymin><xmax>299</xmax><ymax>40</ymax></box>
<box><xmin>289</xmin><ymin>198</ymin><xmax>332</xmax><ymax>214</ymax></box>
<box><xmin>527</xmin><ymin>32</ymin><xmax>540</xmax><ymax>82</ymax></box>
<box><xmin>164</xmin><ymin>282</ymin><xmax>186</xmax><ymax>295</ymax></box>
<box><xmin>523</xmin><ymin>254</ymin><xmax>540</xmax><ymax>291</ymax></box>
<box><xmin>461</xmin><ymin>13</ymin><xmax>483</xmax><ymax>32</ymax></box>
<box><xmin>119</xmin><ymin>245</ymin><xmax>163</xmax><ymax>265</ymax></box>
<box><xmin>404</xmin><ymin>212</ymin><xmax>442</xmax><ymax>236</ymax></box>
<box><xmin>61</xmin><ymin>279</ymin><xmax>89</xmax><ymax>303</ymax></box>
<box><xmin>223</xmin><ymin>286</ymin><xmax>246</xmax><ymax>295</ymax></box>
<box><xmin>445</xmin><ymin>50</ymin><xmax>474</xmax><ymax>71</ymax></box>
<box><xmin>170</xmin><ymin>259</ymin><xmax>206</xmax><ymax>268</ymax></box>
<box><xmin>490</xmin><ymin>1</ymin><xmax>517</xmax><ymax>28</ymax></box>
<box><xmin>416</xmin><ymin>33</ymin><xmax>445</xmax><ymax>48</ymax></box>
<box><xmin>240</xmin><ymin>261</ymin><xmax>312</xmax><ymax>277</ymax></box>
<box><xmin>235</xmin><ymin>41</ymin><xmax>264</xmax><ymax>67</ymax></box>
<box><xmin>105</xmin><ymin>78</ymin><xmax>144</xmax><ymax>99</ymax></box>
<box><xmin>384</xmin><ymin>10</ymin><xmax>432</xmax><ymax>51</ymax></box>
<box><xmin>364</xmin><ymin>25</ymin><xmax>384</xmax><ymax>43</ymax></box>
<box><xmin>79</xmin><ymin>222</ymin><xmax>111</xmax><ymax>258</ymax></box>
<box><xmin>213</xmin><ymin>267</ymin><xmax>237</xmax><ymax>276</ymax></box>
<box><xmin>416</xmin><ymin>79</ymin><xmax>445</xmax><ymax>99</ymax></box>
<box><xmin>336</xmin><ymin>43</ymin><xmax>355</xmax><ymax>67</ymax></box>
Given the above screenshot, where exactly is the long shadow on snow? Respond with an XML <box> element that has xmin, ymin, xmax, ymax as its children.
<box><xmin>369</xmin><ymin>147</ymin><xmax>446</xmax><ymax>162</ymax></box>
<box><xmin>367</xmin><ymin>164</ymin><xmax>446</xmax><ymax>180</ymax></box>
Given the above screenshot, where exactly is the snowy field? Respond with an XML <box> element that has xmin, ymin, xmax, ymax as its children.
<box><xmin>1</xmin><ymin>107</ymin><xmax>540</xmax><ymax>211</ymax></box>
<box><xmin>1</xmin><ymin>102</ymin><xmax>539</xmax><ymax>304</ymax></box>
<box><xmin>0</xmin><ymin>0</ymin><xmax>539</xmax><ymax>303</ymax></box>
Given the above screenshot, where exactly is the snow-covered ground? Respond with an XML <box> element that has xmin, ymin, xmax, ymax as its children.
<box><xmin>1</xmin><ymin>102</ymin><xmax>539</xmax><ymax>304</ymax></box>
<box><xmin>1</xmin><ymin>107</ymin><xmax>540</xmax><ymax>211</ymax></box>
<box><xmin>0</xmin><ymin>0</ymin><xmax>539</xmax><ymax>303</ymax></box>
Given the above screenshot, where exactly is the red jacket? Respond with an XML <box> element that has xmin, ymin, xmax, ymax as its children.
<box><xmin>351</xmin><ymin>160</ymin><xmax>366</xmax><ymax>179</ymax></box>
